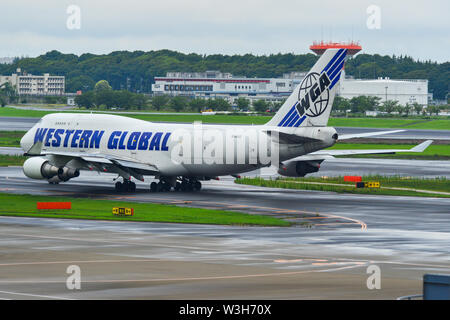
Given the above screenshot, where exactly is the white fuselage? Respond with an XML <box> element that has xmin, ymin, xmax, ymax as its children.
<box><xmin>21</xmin><ymin>113</ymin><xmax>337</xmax><ymax>178</ymax></box>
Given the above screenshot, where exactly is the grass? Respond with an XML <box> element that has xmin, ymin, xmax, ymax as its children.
<box><xmin>0</xmin><ymin>131</ymin><xmax>24</xmax><ymax>147</ymax></box>
<box><xmin>0</xmin><ymin>155</ymin><xmax>26</xmax><ymax>166</ymax></box>
<box><xmin>235</xmin><ymin>176</ymin><xmax>450</xmax><ymax>198</ymax></box>
<box><xmin>0</xmin><ymin>107</ymin><xmax>270</xmax><ymax>125</ymax></box>
<box><xmin>1</xmin><ymin>106</ymin><xmax>449</xmax><ymax>129</ymax></box>
<box><xmin>298</xmin><ymin>175</ymin><xmax>450</xmax><ymax>192</ymax></box>
<box><xmin>328</xmin><ymin>143</ymin><xmax>450</xmax><ymax>160</ymax></box>
<box><xmin>0</xmin><ymin>192</ymin><xmax>290</xmax><ymax>227</ymax></box>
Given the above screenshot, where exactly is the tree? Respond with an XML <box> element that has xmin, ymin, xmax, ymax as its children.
<box><xmin>412</xmin><ymin>102</ymin><xmax>423</xmax><ymax>115</ymax></box>
<box><xmin>208</xmin><ymin>98</ymin><xmax>231</xmax><ymax>111</ymax></box>
<box><xmin>252</xmin><ymin>99</ymin><xmax>268</xmax><ymax>113</ymax></box>
<box><xmin>426</xmin><ymin>105</ymin><xmax>440</xmax><ymax>116</ymax></box>
<box><xmin>95</xmin><ymin>89</ymin><xmax>115</xmax><ymax>108</ymax></box>
<box><xmin>132</xmin><ymin>94</ymin><xmax>149</xmax><ymax>110</ymax></box>
<box><xmin>382</xmin><ymin>100</ymin><xmax>399</xmax><ymax>114</ymax></box>
<box><xmin>235</xmin><ymin>97</ymin><xmax>250</xmax><ymax>110</ymax></box>
<box><xmin>94</xmin><ymin>80</ymin><xmax>112</xmax><ymax>92</ymax></box>
<box><xmin>349</xmin><ymin>95</ymin><xmax>380</xmax><ymax>113</ymax></box>
<box><xmin>74</xmin><ymin>91</ymin><xmax>95</xmax><ymax>109</ymax></box>
<box><xmin>0</xmin><ymin>50</ymin><xmax>447</xmax><ymax>99</ymax></box>
<box><xmin>151</xmin><ymin>95</ymin><xmax>170</xmax><ymax>111</ymax></box>
<box><xmin>403</xmin><ymin>103</ymin><xmax>412</xmax><ymax>117</ymax></box>
<box><xmin>189</xmin><ymin>98</ymin><xmax>205</xmax><ymax>112</ymax></box>
<box><xmin>170</xmin><ymin>96</ymin><xmax>188</xmax><ymax>112</ymax></box>
<box><xmin>333</xmin><ymin>96</ymin><xmax>351</xmax><ymax>113</ymax></box>
<box><xmin>66</xmin><ymin>75</ymin><xmax>95</xmax><ymax>92</ymax></box>
<box><xmin>0</xmin><ymin>82</ymin><xmax>18</xmax><ymax>104</ymax></box>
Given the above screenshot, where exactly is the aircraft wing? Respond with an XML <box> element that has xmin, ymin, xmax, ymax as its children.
<box><xmin>23</xmin><ymin>137</ymin><xmax>162</xmax><ymax>181</ymax></box>
<box><xmin>288</xmin><ymin>140</ymin><xmax>433</xmax><ymax>161</ymax></box>
<box><xmin>338</xmin><ymin>129</ymin><xmax>405</xmax><ymax>140</ymax></box>
<box><xmin>38</xmin><ymin>149</ymin><xmax>159</xmax><ymax>181</ymax></box>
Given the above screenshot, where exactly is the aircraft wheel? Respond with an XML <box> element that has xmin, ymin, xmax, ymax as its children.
<box><xmin>181</xmin><ymin>181</ymin><xmax>189</xmax><ymax>191</ymax></box>
<box><xmin>193</xmin><ymin>181</ymin><xmax>202</xmax><ymax>191</ymax></box>
<box><xmin>129</xmin><ymin>182</ymin><xmax>136</xmax><ymax>192</ymax></box>
<box><xmin>150</xmin><ymin>182</ymin><xmax>157</xmax><ymax>192</ymax></box>
<box><xmin>115</xmin><ymin>181</ymin><xmax>123</xmax><ymax>192</ymax></box>
<box><xmin>157</xmin><ymin>181</ymin><xmax>165</xmax><ymax>192</ymax></box>
<box><xmin>174</xmin><ymin>182</ymin><xmax>181</xmax><ymax>191</ymax></box>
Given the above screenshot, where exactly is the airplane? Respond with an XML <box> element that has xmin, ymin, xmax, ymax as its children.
<box><xmin>19</xmin><ymin>48</ymin><xmax>433</xmax><ymax>192</ymax></box>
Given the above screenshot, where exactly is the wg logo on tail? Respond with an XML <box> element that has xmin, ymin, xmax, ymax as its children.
<box><xmin>296</xmin><ymin>72</ymin><xmax>331</xmax><ymax>117</ymax></box>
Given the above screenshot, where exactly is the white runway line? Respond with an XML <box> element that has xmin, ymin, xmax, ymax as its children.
<box><xmin>0</xmin><ymin>290</ymin><xmax>74</xmax><ymax>300</ymax></box>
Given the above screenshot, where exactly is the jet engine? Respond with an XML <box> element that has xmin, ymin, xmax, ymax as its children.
<box><xmin>23</xmin><ymin>157</ymin><xmax>79</xmax><ymax>182</ymax></box>
<box><xmin>277</xmin><ymin>160</ymin><xmax>322</xmax><ymax>177</ymax></box>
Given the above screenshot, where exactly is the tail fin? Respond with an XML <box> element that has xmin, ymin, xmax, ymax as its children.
<box><xmin>266</xmin><ymin>48</ymin><xmax>347</xmax><ymax>127</ymax></box>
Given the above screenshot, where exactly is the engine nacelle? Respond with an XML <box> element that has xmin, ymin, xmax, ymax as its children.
<box><xmin>23</xmin><ymin>157</ymin><xmax>60</xmax><ymax>180</ymax></box>
<box><xmin>278</xmin><ymin>160</ymin><xmax>322</xmax><ymax>177</ymax></box>
<box><xmin>57</xmin><ymin>167</ymin><xmax>80</xmax><ymax>182</ymax></box>
<box><xmin>23</xmin><ymin>157</ymin><xmax>80</xmax><ymax>182</ymax></box>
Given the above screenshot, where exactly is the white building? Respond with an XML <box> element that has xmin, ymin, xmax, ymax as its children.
<box><xmin>152</xmin><ymin>70</ymin><xmax>429</xmax><ymax>107</ymax></box>
<box><xmin>338</xmin><ymin>76</ymin><xmax>428</xmax><ymax>106</ymax></box>
<box><xmin>152</xmin><ymin>71</ymin><xmax>301</xmax><ymax>105</ymax></box>
<box><xmin>0</xmin><ymin>68</ymin><xmax>65</xmax><ymax>95</ymax></box>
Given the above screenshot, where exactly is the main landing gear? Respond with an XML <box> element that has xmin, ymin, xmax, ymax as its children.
<box><xmin>150</xmin><ymin>178</ymin><xmax>202</xmax><ymax>192</ymax></box>
<box><xmin>115</xmin><ymin>179</ymin><xmax>136</xmax><ymax>192</ymax></box>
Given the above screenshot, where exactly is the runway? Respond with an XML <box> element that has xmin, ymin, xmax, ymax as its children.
<box><xmin>1</xmin><ymin>116</ymin><xmax>449</xmax><ymax>140</ymax></box>
<box><xmin>0</xmin><ymin>168</ymin><xmax>449</xmax><ymax>299</ymax></box>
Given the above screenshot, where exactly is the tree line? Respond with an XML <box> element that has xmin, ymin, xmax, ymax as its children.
<box><xmin>333</xmin><ymin>95</ymin><xmax>445</xmax><ymax>116</ymax></box>
<box><xmin>0</xmin><ymin>49</ymin><xmax>447</xmax><ymax>99</ymax></box>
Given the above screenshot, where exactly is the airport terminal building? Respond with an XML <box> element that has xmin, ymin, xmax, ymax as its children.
<box><xmin>0</xmin><ymin>68</ymin><xmax>65</xmax><ymax>96</ymax></box>
<box><xmin>152</xmin><ymin>70</ymin><xmax>429</xmax><ymax>107</ymax></box>
<box><xmin>151</xmin><ymin>71</ymin><xmax>300</xmax><ymax>105</ymax></box>
<box><xmin>338</xmin><ymin>76</ymin><xmax>429</xmax><ymax>106</ymax></box>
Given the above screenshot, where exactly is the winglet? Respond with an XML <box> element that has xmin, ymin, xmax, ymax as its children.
<box><xmin>410</xmin><ymin>140</ymin><xmax>433</xmax><ymax>152</ymax></box>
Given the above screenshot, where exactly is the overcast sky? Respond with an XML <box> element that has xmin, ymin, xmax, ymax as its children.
<box><xmin>1</xmin><ymin>0</ymin><xmax>449</xmax><ymax>62</ymax></box>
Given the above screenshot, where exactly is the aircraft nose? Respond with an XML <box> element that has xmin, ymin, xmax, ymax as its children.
<box><xmin>20</xmin><ymin>131</ymin><xmax>33</xmax><ymax>152</ymax></box>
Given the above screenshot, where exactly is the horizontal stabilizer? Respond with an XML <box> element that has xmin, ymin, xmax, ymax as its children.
<box><xmin>287</xmin><ymin>140</ymin><xmax>433</xmax><ymax>161</ymax></box>
<box><xmin>338</xmin><ymin>129</ymin><xmax>405</xmax><ymax>140</ymax></box>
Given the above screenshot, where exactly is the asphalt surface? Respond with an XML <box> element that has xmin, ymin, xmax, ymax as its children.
<box><xmin>0</xmin><ymin>168</ymin><xmax>449</xmax><ymax>299</ymax></box>
<box><xmin>1</xmin><ymin>115</ymin><xmax>449</xmax><ymax>299</ymax></box>
<box><xmin>1</xmin><ymin>116</ymin><xmax>449</xmax><ymax>140</ymax></box>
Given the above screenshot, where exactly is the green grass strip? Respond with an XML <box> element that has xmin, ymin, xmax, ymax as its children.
<box><xmin>235</xmin><ymin>176</ymin><xmax>450</xmax><ymax>198</ymax></box>
<box><xmin>1</xmin><ymin>107</ymin><xmax>449</xmax><ymax>129</ymax></box>
<box><xmin>0</xmin><ymin>193</ymin><xmax>290</xmax><ymax>227</ymax></box>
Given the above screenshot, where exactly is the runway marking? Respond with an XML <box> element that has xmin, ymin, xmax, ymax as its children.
<box><xmin>0</xmin><ymin>290</ymin><xmax>74</xmax><ymax>300</ymax></box>
<box><xmin>2</xmin><ymin>232</ymin><xmax>210</xmax><ymax>251</ymax></box>
<box><xmin>314</xmin><ymin>222</ymin><xmax>364</xmax><ymax>227</ymax></box>
<box><xmin>287</xmin><ymin>216</ymin><xmax>332</xmax><ymax>220</ymax></box>
<box><xmin>319</xmin><ymin>214</ymin><xmax>367</xmax><ymax>231</ymax></box>
<box><xmin>0</xmin><ymin>264</ymin><xmax>369</xmax><ymax>285</ymax></box>
<box><xmin>0</xmin><ymin>259</ymin><xmax>163</xmax><ymax>267</ymax></box>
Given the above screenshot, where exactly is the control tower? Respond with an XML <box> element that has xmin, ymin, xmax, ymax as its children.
<box><xmin>310</xmin><ymin>41</ymin><xmax>362</xmax><ymax>56</ymax></box>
